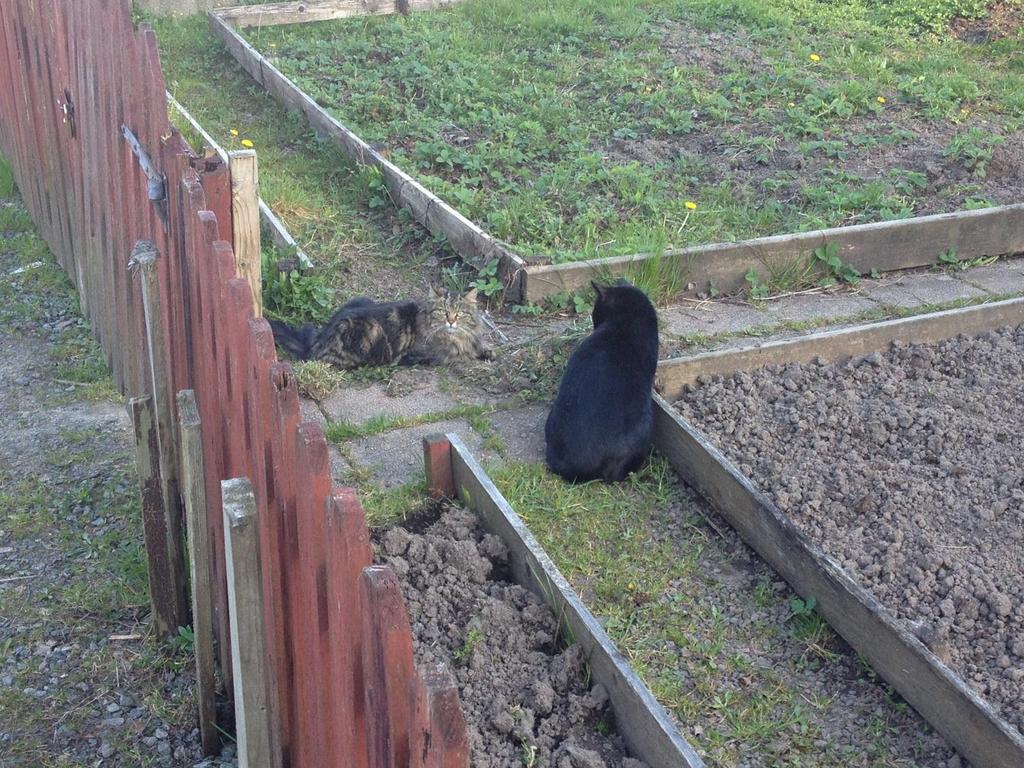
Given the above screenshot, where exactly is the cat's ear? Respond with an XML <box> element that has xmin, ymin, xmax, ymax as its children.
<box><xmin>429</xmin><ymin>284</ymin><xmax>445</xmax><ymax>300</ymax></box>
<box><xmin>591</xmin><ymin>280</ymin><xmax>604</xmax><ymax>299</ymax></box>
<box><xmin>463</xmin><ymin>287</ymin><xmax>478</xmax><ymax>304</ymax></box>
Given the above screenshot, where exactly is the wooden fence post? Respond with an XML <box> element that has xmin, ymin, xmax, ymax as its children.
<box><xmin>229</xmin><ymin>150</ymin><xmax>262</xmax><ymax>316</ymax></box>
<box><xmin>132</xmin><ymin>241</ymin><xmax>188</xmax><ymax>629</ymax></box>
<box><xmin>422</xmin><ymin>434</ymin><xmax>455</xmax><ymax>500</ymax></box>
<box><xmin>129</xmin><ymin>396</ymin><xmax>184</xmax><ymax>640</ymax></box>
<box><xmin>408</xmin><ymin>664</ymin><xmax>470</xmax><ymax>768</ymax></box>
<box><xmin>177</xmin><ymin>390</ymin><xmax>220</xmax><ymax>756</ymax></box>
<box><xmin>222</xmin><ymin>477</ymin><xmax>279</xmax><ymax>768</ymax></box>
<box><xmin>360</xmin><ymin>565</ymin><xmax>415</xmax><ymax>768</ymax></box>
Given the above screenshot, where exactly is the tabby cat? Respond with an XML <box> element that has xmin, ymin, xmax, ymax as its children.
<box><xmin>544</xmin><ymin>279</ymin><xmax>659</xmax><ymax>483</ymax></box>
<box><xmin>267</xmin><ymin>287</ymin><xmax>493</xmax><ymax>369</ymax></box>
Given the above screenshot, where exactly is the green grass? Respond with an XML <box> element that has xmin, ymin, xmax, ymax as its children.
<box><xmin>0</xmin><ymin>152</ymin><xmax>15</xmax><ymax>197</ymax></box>
<box><xmin>242</xmin><ymin>0</ymin><xmax>1023</xmax><ymax>265</ymax></box>
<box><xmin>1</xmin><ymin>191</ymin><xmax>199</xmax><ymax>765</ymax></box>
<box><xmin>149</xmin><ymin>12</ymin><xmax>449</xmax><ymax>319</ymax></box>
<box><xmin>486</xmin><ymin>458</ymin><xmax>938</xmax><ymax>765</ymax></box>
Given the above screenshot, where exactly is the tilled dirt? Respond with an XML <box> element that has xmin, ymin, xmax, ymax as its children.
<box><xmin>674</xmin><ymin>325</ymin><xmax>1024</xmax><ymax>737</ymax></box>
<box><xmin>376</xmin><ymin>504</ymin><xmax>646</xmax><ymax>768</ymax></box>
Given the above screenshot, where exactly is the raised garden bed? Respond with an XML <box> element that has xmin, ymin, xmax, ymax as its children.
<box><xmin>378</xmin><ymin>502</ymin><xmax>648</xmax><ymax>767</ymax></box>
<box><xmin>210</xmin><ymin>0</ymin><xmax>1024</xmax><ymax>302</ymax></box>
<box><xmin>653</xmin><ymin>297</ymin><xmax>1024</xmax><ymax>768</ymax></box>
<box><xmin>420</xmin><ymin>434</ymin><xmax>702</xmax><ymax>768</ymax></box>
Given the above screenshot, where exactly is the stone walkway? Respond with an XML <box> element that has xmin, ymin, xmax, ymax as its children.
<box><xmin>316</xmin><ymin>257</ymin><xmax>1024</xmax><ymax>495</ymax></box>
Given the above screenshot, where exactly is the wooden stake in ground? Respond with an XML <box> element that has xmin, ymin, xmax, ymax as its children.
<box><xmin>132</xmin><ymin>241</ymin><xmax>189</xmax><ymax>633</ymax></box>
<box><xmin>129</xmin><ymin>396</ymin><xmax>187</xmax><ymax>639</ymax></box>
<box><xmin>229</xmin><ymin>150</ymin><xmax>262</xmax><ymax>316</ymax></box>
<box><xmin>222</xmin><ymin>477</ymin><xmax>280</xmax><ymax>768</ymax></box>
<box><xmin>177</xmin><ymin>390</ymin><xmax>220</xmax><ymax>756</ymax></box>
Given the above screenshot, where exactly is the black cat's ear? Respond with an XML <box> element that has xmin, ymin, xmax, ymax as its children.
<box><xmin>591</xmin><ymin>280</ymin><xmax>604</xmax><ymax>299</ymax></box>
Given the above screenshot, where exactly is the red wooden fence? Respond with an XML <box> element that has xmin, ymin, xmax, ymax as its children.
<box><xmin>0</xmin><ymin>1</ymin><xmax>468</xmax><ymax>765</ymax></box>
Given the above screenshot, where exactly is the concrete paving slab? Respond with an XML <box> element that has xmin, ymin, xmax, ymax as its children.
<box><xmin>299</xmin><ymin>398</ymin><xmax>327</xmax><ymax>429</ymax></box>
<box><xmin>661</xmin><ymin>301</ymin><xmax>769</xmax><ymax>337</ymax></box>
<box><xmin>959</xmin><ymin>259</ymin><xmax>1024</xmax><ymax>296</ymax></box>
<box><xmin>861</xmin><ymin>273</ymin><xmax>987</xmax><ymax>308</ymax></box>
<box><xmin>761</xmin><ymin>292</ymin><xmax>878</xmax><ymax>324</ymax></box>
<box><xmin>488</xmin><ymin>404</ymin><xmax>548</xmax><ymax>465</ymax></box>
<box><xmin>319</xmin><ymin>379</ymin><xmax>461</xmax><ymax>425</ymax></box>
<box><xmin>345</xmin><ymin>418</ymin><xmax>488</xmax><ymax>488</ymax></box>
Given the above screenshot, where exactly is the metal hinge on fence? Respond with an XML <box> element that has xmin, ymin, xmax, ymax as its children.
<box><xmin>121</xmin><ymin>124</ymin><xmax>168</xmax><ymax>229</ymax></box>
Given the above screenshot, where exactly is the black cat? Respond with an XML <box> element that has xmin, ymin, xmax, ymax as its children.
<box><xmin>544</xmin><ymin>279</ymin><xmax>659</xmax><ymax>483</ymax></box>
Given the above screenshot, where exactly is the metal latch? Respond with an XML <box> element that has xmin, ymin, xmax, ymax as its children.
<box><xmin>121</xmin><ymin>124</ymin><xmax>168</xmax><ymax>229</ymax></box>
<box><xmin>60</xmin><ymin>89</ymin><xmax>76</xmax><ymax>138</ymax></box>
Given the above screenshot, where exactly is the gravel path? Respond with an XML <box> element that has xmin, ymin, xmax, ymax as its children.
<box><xmin>675</xmin><ymin>325</ymin><xmax>1024</xmax><ymax>740</ymax></box>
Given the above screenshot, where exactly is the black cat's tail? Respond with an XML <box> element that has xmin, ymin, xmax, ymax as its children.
<box><xmin>267</xmin><ymin>318</ymin><xmax>316</xmax><ymax>361</ymax></box>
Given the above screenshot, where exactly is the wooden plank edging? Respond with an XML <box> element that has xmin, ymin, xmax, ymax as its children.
<box><xmin>656</xmin><ymin>296</ymin><xmax>1024</xmax><ymax>400</ymax></box>
<box><xmin>524</xmin><ymin>204</ymin><xmax>1024</xmax><ymax>303</ymax></box>
<box><xmin>427</xmin><ymin>434</ymin><xmax>703</xmax><ymax>768</ymax></box>
<box><xmin>215</xmin><ymin>0</ymin><xmax>465</xmax><ymax>29</ymax></box>
<box><xmin>208</xmin><ymin>9</ymin><xmax>527</xmax><ymax>299</ymax></box>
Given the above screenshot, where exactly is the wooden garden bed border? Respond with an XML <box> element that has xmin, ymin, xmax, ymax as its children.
<box><xmin>423</xmin><ymin>433</ymin><xmax>704</xmax><ymax>768</ymax></box>
<box><xmin>652</xmin><ymin>297</ymin><xmax>1024</xmax><ymax>768</ymax></box>
<box><xmin>211</xmin><ymin>2</ymin><xmax>1024</xmax><ymax>306</ymax></box>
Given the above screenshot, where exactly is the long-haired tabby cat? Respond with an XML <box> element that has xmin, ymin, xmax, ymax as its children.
<box><xmin>267</xmin><ymin>286</ymin><xmax>493</xmax><ymax>369</ymax></box>
<box><xmin>544</xmin><ymin>279</ymin><xmax>659</xmax><ymax>483</ymax></box>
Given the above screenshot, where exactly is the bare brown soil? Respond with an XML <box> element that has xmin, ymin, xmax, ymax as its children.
<box><xmin>674</xmin><ymin>325</ymin><xmax>1024</xmax><ymax>737</ymax></box>
<box><xmin>376</xmin><ymin>503</ymin><xmax>645</xmax><ymax>768</ymax></box>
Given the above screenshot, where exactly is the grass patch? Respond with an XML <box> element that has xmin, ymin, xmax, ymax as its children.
<box><xmin>485</xmin><ymin>457</ymin><xmax>949</xmax><ymax>764</ymax></box>
<box><xmin>243</xmin><ymin>0</ymin><xmax>1023</xmax><ymax>264</ymax></box>
<box><xmin>292</xmin><ymin>359</ymin><xmax>345</xmax><ymax>400</ymax></box>
<box><xmin>324</xmin><ymin>402</ymin><xmax>498</xmax><ymax>443</ymax></box>
<box><xmin>0</xmin><ymin>152</ymin><xmax>15</xmax><ymax>198</ymax></box>
<box><xmin>148</xmin><ymin>12</ymin><xmax>446</xmax><ymax>321</ymax></box>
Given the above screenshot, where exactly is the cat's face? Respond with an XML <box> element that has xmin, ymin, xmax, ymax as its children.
<box><xmin>427</xmin><ymin>287</ymin><xmax>481</xmax><ymax>334</ymax></box>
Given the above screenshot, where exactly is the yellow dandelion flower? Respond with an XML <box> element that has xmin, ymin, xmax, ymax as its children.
<box><xmin>685</xmin><ymin>201</ymin><xmax>698</xmax><ymax>210</ymax></box>
<box><xmin>241</xmin><ymin>139</ymin><xmax>254</xmax><ymax>149</ymax></box>
<box><xmin>787</xmin><ymin>101</ymin><xmax>796</xmax><ymax>107</ymax></box>
<box><xmin>230</xmin><ymin>128</ymin><xmax>239</xmax><ymax>137</ymax></box>
<box><xmin>809</xmin><ymin>53</ymin><xmax>821</xmax><ymax>62</ymax></box>
<box><xmin>877</xmin><ymin>96</ymin><xmax>886</xmax><ymax>104</ymax></box>
<box><xmin>627</xmin><ymin>582</ymin><xmax>637</xmax><ymax>591</ymax></box>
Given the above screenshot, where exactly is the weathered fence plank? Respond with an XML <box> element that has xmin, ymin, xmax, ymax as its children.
<box><xmin>223</xmin><ymin>477</ymin><xmax>280</xmax><ymax>768</ymax></box>
<box><xmin>360</xmin><ymin>566</ymin><xmax>416</xmax><ymax>768</ymax></box>
<box><xmin>129</xmin><ymin>396</ymin><xmax>183</xmax><ymax>640</ymax></box>
<box><xmin>326</xmin><ymin>488</ymin><xmax>373</xmax><ymax>768</ymax></box>
<box><xmin>408</xmin><ymin>664</ymin><xmax>469</xmax><ymax>768</ymax></box>
<box><xmin>229</xmin><ymin>150</ymin><xmax>263</xmax><ymax>316</ymax></box>
<box><xmin>177</xmin><ymin>390</ymin><xmax>221</xmax><ymax>756</ymax></box>
<box><xmin>134</xmin><ymin>242</ymin><xmax>189</xmax><ymax>630</ymax></box>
